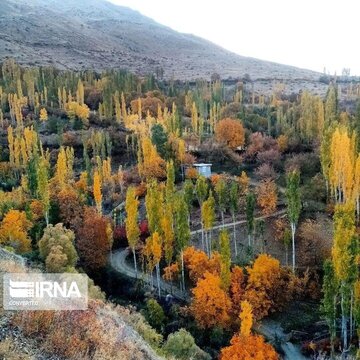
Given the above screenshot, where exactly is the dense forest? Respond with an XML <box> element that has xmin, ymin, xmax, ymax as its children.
<box><xmin>1</xmin><ymin>58</ymin><xmax>360</xmax><ymax>359</ymax></box>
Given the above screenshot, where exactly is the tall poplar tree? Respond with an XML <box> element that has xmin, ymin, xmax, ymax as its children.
<box><xmin>286</xmin><ymin>170</ymin><xmax>301</xmax><ymax>272</ymax></box>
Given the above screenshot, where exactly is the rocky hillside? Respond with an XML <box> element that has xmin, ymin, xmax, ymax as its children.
<box><xmin>0</xmin><ymin>249</ymin><xmax>163</xmax><ymax>360</ymax></box>
<box><xmin>0</xmin><ymin>0</ymin><xmax>320</xmax><ymax>80</ymax></box>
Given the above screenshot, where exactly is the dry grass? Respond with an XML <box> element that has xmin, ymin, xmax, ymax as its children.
<box><xmin>0</xmin><ymin>338</ymin><xmax>33</xmax><ymax>360</ymax></box>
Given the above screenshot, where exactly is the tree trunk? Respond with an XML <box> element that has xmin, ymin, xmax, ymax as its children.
<box><xmin>205</xmin><ymin>230</ymin><xmax>209</xmax><ymax>257</ymax></box>
<box><xmin>201</xmin><ymin>222</ymin><xmax>205</xmax><ymax>251</ymax></box>
<box><xmin>350</xmin><ymin>289</ymin><xmax>354</xmax><ymax>339</ymax></box>
<box><xmin>181</xmin><ymin>251</ymin><xmax>185</xmax><ymax>292</ymax></box>
<box><xmin>132</xmin><ymin>247</ymin><xmax>137</xmax><ymax>278</ymax></box>
<box><xmin>291</xmin><ymin>222</ymin><xmax>296</xmax><ymax>272</ymax></box>
<box><xmin>221</xmin><ymin>211</ymin><xmax>224</xmax><ymax>227</ymax></box>
<box><xmin>341</xmin><ymin>288</ymin><xmax>348</xmax><ymax>350</ymax></box>
<box><xmin>233</xmin><ymin>215</ymin><xmax>237</xmax><ymax>257</ymax></box>
<box><xmin>156</xmin><ymin>264</ymin><xmax>161</xmax><ymax>298</ymax></box>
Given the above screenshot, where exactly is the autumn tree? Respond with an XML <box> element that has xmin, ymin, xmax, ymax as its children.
<box><xmin>286</xmin><ymin>170</ymin><xmax>301</xmax><ymax>271</ymax></box>
<box><xmin>39</xmin><ymin>108</ymin><xmax>48</xmax><ymax>122</ymax></box>
<box><xmin>125</xmin><ymin>186</ymin><xmax>140</xmax><ymax>276</ymax></box>
<box><xmin>256</xmin><ymin>179</ymin><xmax>277</xmax><ymax>215</ymax></box>
<box><xmin>53</xmin><ymin>186</ymin><xmax>84</xmax><ymax>233</ymax></box>
<box><xmin>245</xmin><ymin>254</ymin><xmax>281</xmax><ymax>320</ymax></box>
<box><xmin>0</xmin><ymin>210</ymin><xmax>32</xmax><ymax>253</ymax></box>
<box><xmin>138</xmin><ymin>136</ymin><xmax>166</xmax><ymax>180</ymax></box>
<box><xmin>239</xmin><ymin>300</ymin><xmax>253</xmax><ymax>337</ymax></box>
<box><xmin>220</xmin><ymin>332</ymin><xmax>278</xmax><ymax>360</ymax></box>
<box><xmin>331</xmin><ymin>202</ymin><xmax>357</xmax><ymax>348</ymax></box>
<box><xmin>230</xmin><ymin>266</ymin><xmax>246</xmax><ymax>316</ymax></box>
<box><xmin>93</xmin><ymin>169</ymin><xmax>102</xmax><ymax>214</ymax></box>
<box><xmin>191</xmin><ymin>271</ymin><xmax>231</xmax><ymax>329</ymax></box>
<box><xmin>215</xmin><ymin>118</ymin><xmax>245</xmax><ymax>150</ymax></box>
<box><xmin>54</xmin><ymin>147</ymin><xmax>69</xmax><ymax>190</ymax></box>
<box><xmin>37</xmin><ymin>156</ymin><xmax>50</xmax><ymax>225</ymax></box>
<box><xmin>329</xmin><ymin>126</ymin><xmax>356</xmax><ymax>203</ymax></box>
<box><xmin>183</xmin><ymin>246</ymin><xmax>221</xmax><ymax>284</ymax></box>
<box><xmin>77</xmin><ymin>207</ymin><xmax>113</xmax><ymax>272</ymax></box>
<box><xmin>38</xmin><ymin>223</ymin><xmax>78</xmax><ymax>272</ymax></box>
<box><xmin>152</xmin><ymin>232</ymin><xmax>162</xmax><ymax>297</ymax></box>
<box><xmin>224</xmin><ymin>269</ymin><xmax>279</xmax><ymax>360</ymax></box>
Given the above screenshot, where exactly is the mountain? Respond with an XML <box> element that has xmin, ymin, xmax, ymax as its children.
<box><xmin>0</xmin><ymin>0</ymin><xmax>320</xmax><ymax>80</ymax></box>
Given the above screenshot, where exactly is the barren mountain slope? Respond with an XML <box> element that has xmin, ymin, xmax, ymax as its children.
<box><xmin>0</xmin><ymin>0</ymin><xmax>320</xmax><ymax>80</ymax></box>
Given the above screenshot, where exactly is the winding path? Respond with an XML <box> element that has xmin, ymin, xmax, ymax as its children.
<box><xmin>110</xmin><ymin>208</ymin><xmax>287</xmax><ymax>300</ymax></box>
<box><xmin>111</xmin><ymin>248</ymin><xmax>188</xmax><ymax>301</ymax></box>
<box><xmin>255</xmin><ymin>320</ymin><xmax>310</xmax><ymax>360</ymax></box>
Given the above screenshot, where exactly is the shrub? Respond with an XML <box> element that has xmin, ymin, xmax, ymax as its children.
<box><xmin>164</xmin><ymin>329</ymin><xmax>210</xmax><ymax>360</ymax></box>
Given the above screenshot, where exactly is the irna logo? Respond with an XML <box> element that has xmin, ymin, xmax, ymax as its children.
<box><xmin>3</xmin><ymin>273</ymin><xmax>88</xmax><ymax>310</ymax></box>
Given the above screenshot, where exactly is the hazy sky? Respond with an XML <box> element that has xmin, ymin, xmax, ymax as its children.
<box><xmin>109</xmin><ymin>0</ymin><xmax>359</xmax><ymax>75</ymax></box>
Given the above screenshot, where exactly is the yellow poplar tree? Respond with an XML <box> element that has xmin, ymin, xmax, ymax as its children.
<box><xmin>39</xmin><ymin>108</ymin><xmax>48</xmax><ymax>122</ymax></box>
<box><xmin>93</xmin><ymin>169</ymin><xmax>102</xmax><ymax>214</ymax></box>
<box><xmin>125</xmin><ymin>186</ymin><xmax>140</xmax><ymax>276</ymax></box>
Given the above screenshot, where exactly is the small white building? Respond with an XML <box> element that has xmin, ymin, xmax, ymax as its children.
<box><xmin>193</xmin><ymin>163</ymin><xmax>212</xmax><ymax>178</ymax></box>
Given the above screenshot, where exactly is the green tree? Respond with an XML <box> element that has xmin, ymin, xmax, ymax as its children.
<box><xmin>219</xmin><ymin>229</ymin><xmax>231</xmax><ymax>290</ymax></box>
<box><xmin>175</xmin><ymin>193</ymin><xmax>190</xmax><ymax>291</ymax></box>
<box><xmin>163</xmin><ymin>329</ymin><xmax>210</xmax><ymax>360</ymax></box>
<box><xmin>145</xmin><ymin>180</ymin><xmax>163</xmax><ymax>233</ymax></box>
<box><xmin>184</xmin><ymin>179</ymin><xmax>194</xmax><ymax>225</ymax></box>
<box><xmin>246</xmin><ymin>192</ymin><xmax>256</xmax><ymax>246</ymax></box>
<box><xmin>214</xmin><ymin>177</ymin><xmax>228</xmax><ymax>226</ymax></box>
<box><xmin>201</xmin><ymin>191</ymin><xmax>215</xmax><ymax>256</ymax></box>
<box><xmin>151</xmin><ymin>123</ymin><xmax>168</xmax><ymax>158</ymax></box>
<box><xmin>325</xmin><ymin>84</ymin><xmax>338</xmax><ymax>125</ymax></box>
<box><xmin>286</xmin><ymin>170</ymin><xmax>301</xmax><ymax>272</ymax></box>
<box><xmin>229</xmin><ymin>181</ymin><xmax>239</xmax><ymax>256</ymax></box>
<box><xmin>37</xmin><ymin>156</ymin><xmax>50</xmax><ymax>225</ymax></box>
<box><xmin>196</xmin><ymin>176</ymin><xmax>208</xmax><ymax>252</ymax></box>
<box><xmin>321</xmin><ymin>260</ymin><xmax>338</xmax><ymax>355</ymax></box>
<box><xmin>195</xmin><ymin>176</ymin><xmax>208</xmax><ymax>205</ymax></box>
<box><xmin>165</xmin><ymin>160</ymin><xmax>175</xmax><ymax>204</ymax></box>
<box><xmin>143</xmin><ymin>299</ymin><xmax>166</xmax><ymax>332</ymax></box>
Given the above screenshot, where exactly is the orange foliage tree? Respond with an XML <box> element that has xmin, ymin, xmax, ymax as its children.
<box><xmin>77</xmin><ymin>207</ymin><xmax>112</xmax><ymax>271</ymax></box>
<box><xmin>256</xmin><ymin>179</ymin><xmax>278</xmax><ymax>215</ymax></box>
<box><xmin>183</xmin><ymin>246</ymin><xmax>221</xmax><ymax>283</ymax></box>
<box><xmin>215</xmin><ymin>118</ymin><xmax>245</xmax><ymax>150</ymax></box>
<box><xmin>0</xmin><ymin>210</ymin><xmax>32</xmax><ymax>253</ymax></box>
<box><xmin>230</xmin><ymin>266</ymin><xmax>246</xmax><ymax>316</ymax></box>
<box><xmin>220</xmin><ymin>332</ymin><xmax>278</xmax><ymax>360</ymax></box>
<box><xmin>245</xmin><ymin>254</ymin><xmax>281</xmax><ymax>320</ymax></box>
<box><xmin>221</xmin><ymin>300</ymin><xmax>278</xmax><ymax>359</ymax></box>
<box><xmin>191</xmin><ymin>271</ymin><xmax>231</xmax><ymax>329</ymax></box>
